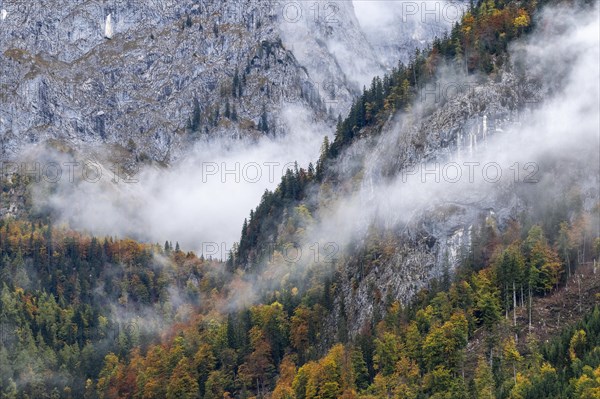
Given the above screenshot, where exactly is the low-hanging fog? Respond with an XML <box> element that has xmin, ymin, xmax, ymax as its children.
<box><xmin>218</xmin><ymin>1</ymin><xmax>600</xmax><ymax>309</ymax></box>
<box><xmin>353</xmin><ymin>0</ymin><xmax>468</xmax><ymax>67</ymax></box>
<box><xmin>304</xmin><ymin>2</ymin><xmax>600</xmax><ymax>255</ymax></box>
<box><xmin>30</xmin><ymin>2</ymin><xmax>598</xmax><ymax>268</ymax></box>
<box><xmin>30</xmin><ymin>104</ymin><xmax>330</xmax><ymax>256</ymax></box>
<box><xmin>28</xmin><ymin>1</ymin><xmax>461</xmax><ymax>255</ymax></box>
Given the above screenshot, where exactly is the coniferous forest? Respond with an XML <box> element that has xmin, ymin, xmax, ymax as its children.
<box><xmin>1</xmin><ymin>0</ymin><xmax>599</xmax><ymax>398</ymax></box>
<box><xmin>2</xmin><ymin>202</ymin><xmax>599</xmax><ymax>398</ymax></box>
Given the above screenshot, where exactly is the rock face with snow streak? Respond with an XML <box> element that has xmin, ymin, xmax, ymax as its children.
<box><xmin>0</xmin><ymin>1</ymin><xmax>312</xmax><ymax>162</ymax></box>
<box><xmin>0</xmin><ymin>0</ymin><xmax>444</xmax><ymax>164</ymax></box>
<box><xmin>104</xmin><ymin>14</ymin><xmax>113</xmax><ymax>39</ymax></box>
<box><xmin>317</xmin><ymin>57</ymin><xmax>597</xmax><ymax>342</ymax></box>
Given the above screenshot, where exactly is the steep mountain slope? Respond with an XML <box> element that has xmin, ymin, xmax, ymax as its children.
<box><xmin>0</xmin><ymin>1</ymin><xmax>390</xmax><ymax>163</ymax></box>
<box><xmin>0</xmin><ymin>0</ymin><xmax>598</xmax><ymax>398</ymax></box>
<box><xmin>0</xmin><ymin>1</ymin><xmax>474</xmax><ymax>253</ymax></box>
<box><xmin>235</xmin><ymin>0</ymin><xmax>599</xmax><ymax>341</ymax></box>
<box><xmin>354</xmin><ymin>0</ymin><xmax>469</xmax><ymax>68</ymax></box>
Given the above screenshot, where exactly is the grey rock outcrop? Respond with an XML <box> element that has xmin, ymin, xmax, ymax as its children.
<box><xmin>0</xmin><ymin>0</ymin><xmax>439</xmax><ymax>164</ymax></box>
<box><xmin>323</xmin><ymin>62</ymin><xmax>598</xmax><ymax>339</ymax></box>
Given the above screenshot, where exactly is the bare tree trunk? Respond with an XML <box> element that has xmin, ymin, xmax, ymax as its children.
<box><xmin>521</xmin><ymin>285</ymin><xmax>524</xmax><ymax>308</ymax></box>
<box><xmin>513</xmin><ymin>282</ymin><xmax>517</xmax><ymax>326</ymax></box>
<box><xmin>513</xmin><ymin>281</ymin><xmax>518</xmax><ymax>343</ymax></box>
<box><xmin>583</xmin><ymin>232</ymin><xmax>586</xmax><ymax>262</ymax></box>
<box><xmin>578</xmin><ymin>275</ymin><xmax>582</xmax><ymax>313</ymax></box>
<box><xmin>505</xmin><ymin>285</ymin><xmax>509</xmax><ymax>319</ymax></box>
<box><xmin>528</xmin><ymin>285</ymin><xmax>532</xmax><ymax>332</ymax></box>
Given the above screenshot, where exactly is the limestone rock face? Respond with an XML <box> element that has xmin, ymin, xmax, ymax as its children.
<box><xmin>318</xmin><ymin>50</ymin><xmax>598</xmax><ymax>340</ymax></box>
<box><xmin>0</xmin><ymin>0</ymin><xmax>452</xmax><ymax>164</ymax></box>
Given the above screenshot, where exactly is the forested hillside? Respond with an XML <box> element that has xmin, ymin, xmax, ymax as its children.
<box><xmin>100</xmin><ymin>0</ymin><xmax>600</xmax><ymax>398</ymax></box>
<box><xmin>0</xmin><ymin>0</ymin><xmax>598</xmax><ymax>398</ymax></box>
<box><xmin>235</xmin><ymin>0</ymin><xmax>544</xmax><ymax>269</ymax></box>
<box><xmin>101</xmin><ymin>214</ymin><xmax>600</xmax><ymax>399</ymax></box>
<box><xmin>1</xmin><ymin>214</ymin><xmax>598</xmax><ymax>398</ymax></box>
<box><xmin>0</xmin><ymin>220</ymin><xmax>228</xmax><ymax>398</ymax></box>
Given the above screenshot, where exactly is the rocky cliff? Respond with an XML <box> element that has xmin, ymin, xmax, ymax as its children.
<box><xmin>0</xmin><ymin>0</ymin><xmax>433</xmax><ymax>164</ymax></box>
